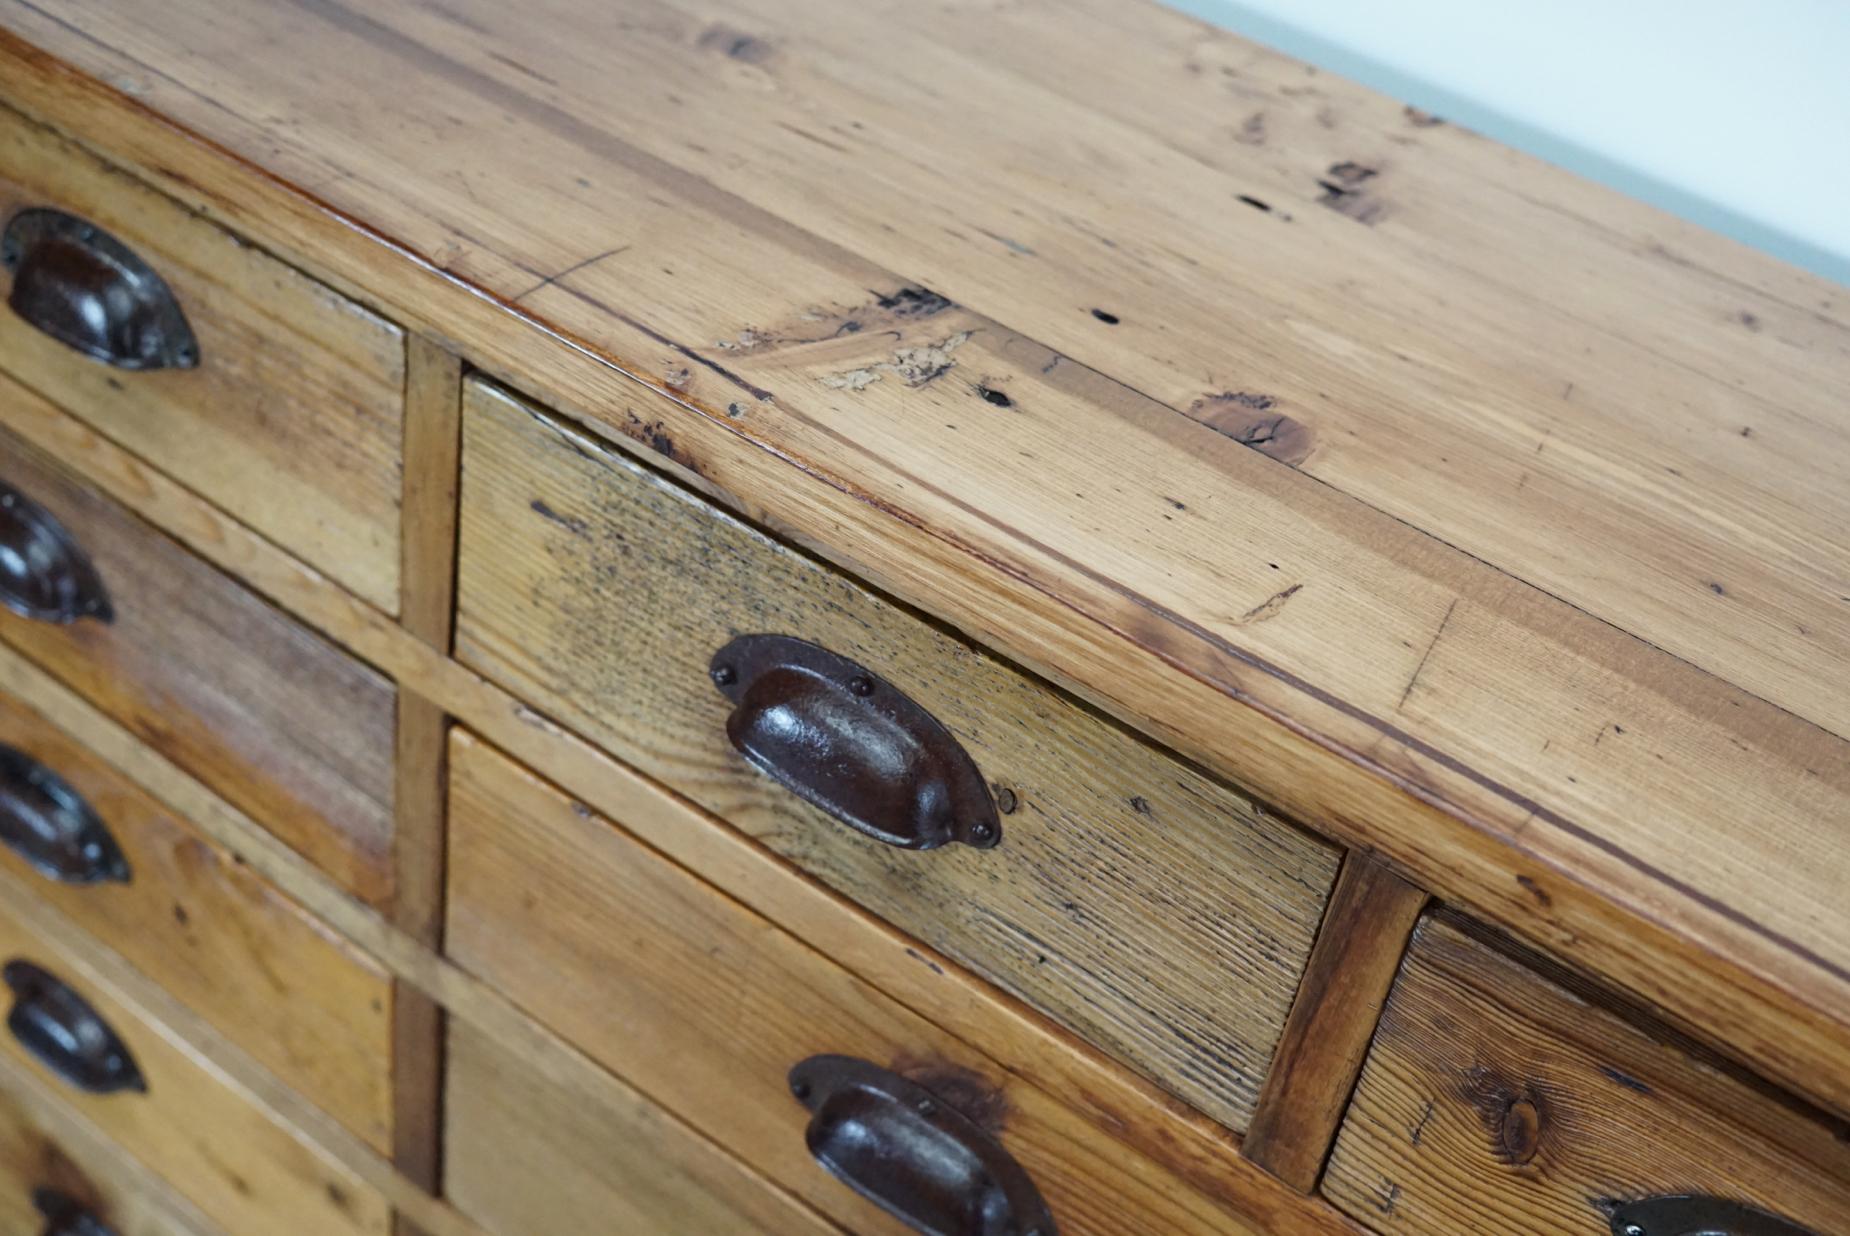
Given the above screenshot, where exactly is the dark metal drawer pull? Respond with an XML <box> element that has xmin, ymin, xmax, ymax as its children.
<box><xmin>4</xmin><ymin>960</ymin><xmax>145</xmax><ymax>1095</ymax></box>
<box><xmin>2</xmin><ymin>208</ymin><xmax>198</xmax><ymax>371</ymax></box>
<box><xmin>0</xmin><ymin>745</ymin><xmax>131</xmax><ymax>885</ymax></box>
<box><xmin>710</xmin><ymin>635</ymin><xmax>1000</xmax><ymax>850</ymax></box>
<box><xmin>0</xmin><ymin>481</ymin><xmax>113</xmax><ymax>625</ymax></box>
<box><xmin>1606</xmin><ymin>1195</ymin><xmax>1817</xmax><ymax>1236</ymax></box>
<box><xmin>789</xmin><ymin>1055</ymin><xmax>1056</xmax><ymax>1236</ymax></box>
<box><xmin>35</xmin><ymin>1189</ymin><xmax>119</xmax><ymax>1236</ymax></box>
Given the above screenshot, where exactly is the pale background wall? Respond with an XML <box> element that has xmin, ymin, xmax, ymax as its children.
<box><xmin>1166</xmin><ymin>0</ymin><xmax>1850</xmax><ymax>286</ymax></box>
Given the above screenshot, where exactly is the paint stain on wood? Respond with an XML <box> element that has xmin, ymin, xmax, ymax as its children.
<box><xmin>1185</xmin><ymin>393</ymin><xmax>1314</xmax><ymax>465</ymax></box>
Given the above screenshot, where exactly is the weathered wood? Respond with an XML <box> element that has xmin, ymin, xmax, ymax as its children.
<box><xmin>456</xmin><ymin>376</ymin><xmax>1339</xmax><ymax>1131</ymax></box>
<box><xmin>0</xmin><ymin>389</ymin><xmax>1353</xmax><ymax>1236</ymax></box>
<box><xmin>0</xmin><ymin>1055</ymin><xmax>224</xmax><ymax>1236</ymax></box>
<box><xmin>0</xmin><ymin>5</ymin><xmax>1844</xmax><ymax>1123</ymax></box>
<box><xmin>446</xmin><ymin>1023</ymin><xmax>839</xmax><ymax>1235</ymax></box>
<box><xmin>1245</xmin><ymin>855</ymin><xmax>1428</xmax><ymax>1191</ymax></box>
<box><xmin>400</xmin><ymin>337</ymin><xmax>463</xmax><ymax>649</ymax></box>
<box><xmin>0</xmin><ymin>687</ymin><xmax>396</xmax><ymax>1153</ymax></box>
<box><xmin>446</xmin><ymin>728</ymin><xmax>1296</xmax><ymax>1235</ymax></box>
<box><xmin>0</xmin><ymin>893</ymin><xmax>392</xmax><ymax>1236</ymax></box>
<box><xmin>1324</xmin><ymin>916</ymin><xmax>1850</xmax><ymax>1234</ymax></box>
<box><xmin>0</xmin><ymin>382</ymin><xmax>400</xmax><ymax>905</ymax></box>
<box><xmin>0</xmin><ymin>98</ymin><xmax>404</xmax><ymax>611</ymax></box>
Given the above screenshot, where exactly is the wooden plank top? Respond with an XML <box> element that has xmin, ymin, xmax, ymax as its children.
<box><xmin>2</xmin><ymin>0</ymin><xmax>1847</xmax><ymax>1110</ymax></box>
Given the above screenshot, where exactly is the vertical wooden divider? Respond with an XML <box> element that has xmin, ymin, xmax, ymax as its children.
<box><xmin>391</xmin><ymin>337</ymin><xmax>465</xmax><ymax>1226</ymax></box>
<box><xmin>1242</xmin><ymin>852</ymin><xmax>1429</xmax><ymax>1192</ymax></box>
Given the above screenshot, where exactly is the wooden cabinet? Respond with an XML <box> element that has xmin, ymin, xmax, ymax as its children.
<box><xmin>0</xmin><ymin>1</ymin><xmax>1843</xmax><ymax>1233</ymax></box>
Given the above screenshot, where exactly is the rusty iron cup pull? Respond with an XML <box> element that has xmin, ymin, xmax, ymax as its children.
<box><xmin>709</xmin><ymin>635</ymin><xmax>1000</xmax><ymax>850</ymax></box>
<box><xmin>789</xmin><ymin>1055</ymin><xmax>1056</xmax><ymax>1236</ymax></box>
<box><xmin>0</xmin><ymin>745</ymin><xmax>131</xmax><ymax>885</ymax></box>
<box><xmin>34</xmin><ymin>1190</ymin><xmax>119</xmax><ymax>1236</ymax></box>
<box><xmin>4</xmin><ymin>960</ymin><xmax>145</xmax><ymax>1096</ymax></box>
<box><xmin>0</xmin><ymin>481</ymin><xmax>113</xmax><ymax>625</ymax></box>
<box><xmin>2</xmin><ymin>208</ymin><xmax>198</xmax><ymax>371</ymax></box>
<box><xmin>1605</xmin><ymin>1195</ymin><xmax>1818</xmax><ymax>1236</ymax></box>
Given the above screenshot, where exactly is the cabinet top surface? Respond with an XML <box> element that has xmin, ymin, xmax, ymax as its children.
<box><xmin>3</xmin><ymin>0</ymin><xmax>1847</xmax><ymax>1084</ymax></box>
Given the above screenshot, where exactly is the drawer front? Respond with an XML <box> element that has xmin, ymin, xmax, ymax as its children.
<box><xmin>0</xmin><ymin>687</ymin><xmax>394</xmax><ymax>1152</ymax></box>
<box><xmin>1324</xmin><ymin>915</ymin><xmax>1850</xmax><ymax>1234</ymax></box>
<box><xmin>0</xmin><ymin>898</ymin><xmax>389</xmax><ymax>1235</ymax></box>
<box><xmin>0</xmin><ymin>399</ymin><xmax>398</xmax><ymax>905</ymax></box>
<box><xmin>0</xmin><ymin>1075</ymin><xmax>203</xmax><ymax>1236</ymax></box>
<box><xmin>446</xmin><ymin>1022</ymin><xmax>834</xmax><ymax>1236</ymax></box>
<box><xmin>0</xmin><ymin>103</ymin><xmax>404</xmax><ymax>612</ymax></box>
<box><xmin>454</xmin><ymin>378</ymin><xmax>1339</xmax><ymax>1132</ymax></box>
<box><xmin>448</xmin><ymin>730</ymin><xmax>1265</xmax><ymax>1235</ymax></box>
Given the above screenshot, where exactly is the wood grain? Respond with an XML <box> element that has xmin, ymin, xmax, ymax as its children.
<box><xmin>0</xmin><ymin>894</ymin><xmax>391</xmax><ymax>1236</ymax></box>
<box><xmin>1246</xmin><ymin>855</ymin><xmax>1428</xmax><ymax>1191</ymax></box>
<box><xmin>446</xmin><ymin>728</ymin><xmax>1295</xmax><ymax>1235</ymax></box>
<box><xmin>400</xmin><ymin>337</ymin><xmax>463</xmax><ymax>649</ymax></box>
<box><xmin>0</xmin><ymin>1056</ymin><xmax>223</xmax><ymax>1236</ymax></box>
<box><xmin>0</xmin><ymin>381</ymin><xmax>400</xmax><ymax>906</ymax></box>
<box><xmin>0</xmin><ymin>387</ymin><xmax>1357</xmax><ymax>1236</ymax></box>
<box><xmin>0</xmin><ymin>98</ymin><xmax>404</xmax><ymax>611</ymax></box>
<box><xmin>0</xmin><ymin>5</ymin><xmax>1843</xmax><ymax>1122</ymax></box>
<box><xmin>1324</xmin><ymin>916</ymin><xmax>1850</xmax><ymax>1234</ymax></box>
<box><xmin>0</xmin><ymin>687</ymin><xmax>396</xmax><ymax>1153</ymax></box>
<box><xmin>446</xmin><ymin>1022</ymin><xmax>839</xmax><ymax>1236</ymax></box>
<box><xmin>456</xmin><ymin>376</ymin><xmax>1339</xmax><ymax>1132</ymax></box>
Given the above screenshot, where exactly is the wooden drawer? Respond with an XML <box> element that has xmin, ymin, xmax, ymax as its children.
<box><xmin>0</xmin><ymin>1071</ymin><xmax>209</xmax><ymax>1236</ymax></box>
<box><xmin>0</xmin><ymin>102</ymin><xmax>404</xmax><ymax>612</ymax></box>
<box><xmin>454</xmin><ymin>377</ymin><xmax>1340</xmax><ymax>1132</ymax></box>
<box><xmin>0</xmin><ymin>686</ymin><xmax>394</xmax><ymax>1152</ymax></box>
<box><xmin>445</xmin><ymin>1022</ymin><xmax>832</xmax><ymax>1235</ymax></box>
<box><xmin>0</xmin><ymin>392</ymin><xmax>398</xmax><ymax>905</ymax></box>
<box><xmin>1324</xmin><ymin>914</ymin><xmax>1850</xmax><ymax>1234</ymax></box>
<box><xmin>447</xmin><ymin>729</ymin><xmax>1270</xmax><ymax>1235</ymax></box>
<box><xmin>0</xmin><ymin>896</ymin><xmax>389</xmax><ymax>1235</ymax></box>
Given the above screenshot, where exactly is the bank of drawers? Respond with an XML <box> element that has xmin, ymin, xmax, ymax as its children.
<box><xmin>1</xmin><ymin>98</ymin><xmax>1843</xmax><ymax>1236</ymax></box>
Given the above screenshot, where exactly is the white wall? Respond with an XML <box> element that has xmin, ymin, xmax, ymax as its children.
<box><xmin>1167</xmin><ymin>0</ymin><xmax>1850</xmax><ymax>285</ymax></box>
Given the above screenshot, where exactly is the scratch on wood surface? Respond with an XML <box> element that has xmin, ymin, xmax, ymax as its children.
<box><xmin>512</xmin><ymin>245</ymin><xmax>631</xmax><ymax>301</ymax></box>
<box><xmin>1236</xmin><ymin>582</ymin><xmax>1302</xmax><ymax>625</ymax></box>
<box><xmin>1399</xmin><ymin>598</ymin><xmax>1459</xmax><ymax>711</ymax></box>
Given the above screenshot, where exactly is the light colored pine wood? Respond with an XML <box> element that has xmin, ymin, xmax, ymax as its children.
<box><xmin>0</xmin><ymin>98</ymin><xmax>404</xmax><ymax>611</ymax></box>
<box><xmin>0</xmin><ymin>687</ymin><xmax>396</xmax><ymax>1154</ymax></box>
<box><xmin>446</xmin><ymin>728</ymin><xmax>1305</xmax><ymax>1236</ymax></box>
<box><xmin>446</xmin><ymin>1022</ymin><xmax>841</xmax><ymax>1236</ymax></box>
<box><xmin>455</xmin><ymin>376</ymin><xmax>1339</xmax><ymax>1133</ymax></box>
<box><xmin>0</xmin><ymin>638</ymin><xmax>1356</xmax><ymax>1236</ymax></box>
<box><xmin>0</xmin><ymin>6</ymin><xmax>1843</xmax><ymax>1125</ymax></box>
<box><xmin>0</xmin><ymin>891</ymin><xmax>392</xmax><ymax>1236</ymax></box>
<box><xmin>0</xmin><ymin>376</ymin><xmax>400</xmax><ymax>906</ymax></box>
<box><xmin>1245</xmin><ymin>855</ymin><xmax>1428</xmax><ymax>1191</ymax></box>
<box><xmin>1324</xmin><ymin>916</ymin><xmax>1850</xmax><ymax>1234</ymax></box>
<box><xmin>0</xmin><ymin>1055</ymin><xmax>224</xmax><ymax>1236</ymax></box>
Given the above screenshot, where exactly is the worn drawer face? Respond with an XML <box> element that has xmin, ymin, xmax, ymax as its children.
<box><xmin>0</xmin><ymin>103</ymin><xmax>404</xmax><ymax>611</ymax></box>
<box><xmin>0</xmin><ymin>898</ymin><xmax>389</xmax><ymax>1235</ymax></box>
<box><xmin>0</xmin><ymin>687</ymin><xmax>395</xmax><ymax>1152</ymax></box>
<box><xmin>0</xmin><ymin>398</ymin><xmax>398</xmax><ymax>905</ymax></box>
<box><xmin>446</xmin><ymin>1022</ymin><xmax>832</xmax><ymax>1236</ymax></box>
<box><xmin>447</xmin><ymin>730</ymin><xmax>1265</xmax><ymax>1235</ymax></box>
<box><xmin>1324</xmin><ymin>915</ymin><xmax>1850</xmax><ymax>1234</ymax></box>
<box><xmin>0</xmin><ymin>1077</ymin><xmax>201</xmax><ymax>1236</ymax></box>
<box><xmin>454</xmin><ymin>378</ymin><xmax>1340</xmax><ymax>1131</ymax></box>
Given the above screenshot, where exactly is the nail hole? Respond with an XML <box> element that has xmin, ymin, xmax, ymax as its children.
<box><xmin>1090</xmin><ymin>308</ymin><xmax>1120</xmax><ymax>324</ymax></box>
<box><xmin>711</xmin><ymin>664</ymin><xmax>737</xmax><ymax>687</ymax></box>
<box><xmin>978</xmin><ymin>385</ymin><xmax>1013</xmax><ymax>408</ymax></box>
